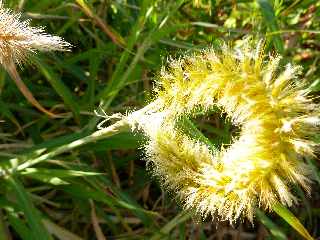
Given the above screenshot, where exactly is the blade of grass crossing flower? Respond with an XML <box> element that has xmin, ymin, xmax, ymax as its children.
<box><xmin>258</xmin><ymin>0</ymin><xmax>284</xmax><ymax>53</ymax></box>
<box><xmin>13</xmin><ymin>130</ymin><xmax>138</xmax><ymax>166</ymax></box>
<box><xmin>6</xmin><ymin>176</ymin><xmax>53</xmax><ymax>240</ymax></box>
<box><xmin>178</xmin><ymin>117</ymin><xmax>217</xmax><ymax>152</ymax></box>
<box><xmin>81</xmin><ymin>132</ymin><xmax>143</xmax><ymax>151</ymax></box>
<box><xmin>22</xmin><ymin>131</ymin><xmax>86</xmax><ymax>154</ymax></box>
<box><xmin>272</xmin><ymin>203</ymin><xmax>314</xmax><ymax>240</ymax></box>
<box><xmin>256</xmin><ymin>209</ymin><xmax>287</xmax><ymax>240</ymax></box>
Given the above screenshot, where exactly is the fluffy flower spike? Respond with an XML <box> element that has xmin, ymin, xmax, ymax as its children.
<box><xmin>0</xmin><ymin>1</ymin><xmax>71</xmax><ymax>66</ymax></box>
<box><xmin>125</xmin><ymin>38</ymin><xmax>319</xmax><ymax>223</ymax></box>
<box><xmin>0</xmin><ymin>1</ymin><xmax>71</xmax><ymax>117</ymax></box>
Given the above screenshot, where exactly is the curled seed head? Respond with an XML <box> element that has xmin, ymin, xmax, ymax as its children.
<box><xmin>109</xmin><ymin>38</ymin><xmax>319</xmax><ymax>223</ymax></box>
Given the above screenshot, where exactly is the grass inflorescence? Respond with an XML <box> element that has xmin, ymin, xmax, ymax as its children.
<box><xmin>129</xmin><ymin>39</ymin><xmax>319</xmax><ymax>224</ymax></box>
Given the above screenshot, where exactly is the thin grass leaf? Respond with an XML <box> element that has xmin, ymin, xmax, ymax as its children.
<box><xmin>0</xmin><ymin>98</ymin><xmax>22</xmax><ymax>132</ymax></box>
<box><xmin>256</xmin><ymin>209</ymin><xmax>287</xmax><ymax>240</ymax></box>
<box><xmin>258</xmin><ymin>0</ymin><xmax>284</xmax><ymax>53</ymax></box>
<box><xmin>5</xmin><ymin>62</ymin><xmax>57</xmax><ymax>117</ymax></box>
<box><xmin>94</xmin><ymin>1</ymin><xmax>185</xmax><ymax>122</ymax></box>
<box><xmin>34</xmin><ymin>59</ymin><xmax>81</xmax><ymax>122</ymax></box>
<box><xmin>1</xmin><ymin>120</ymin><xmax>128</xmax><ymax>173</ymax></box>
<box><xmin>0</xmin><ymin>197</ymin><xmax>30</xmax><ymax>240</ymax></box>
<box><xmin>178</xmin><ymin>117</ymin><xmax>217</xmax><ymax>152</ymax></box>
<box><xmin>42</xmin><ymin>219</ymin><xmax>83</xmax><ymax>240</ymax></box>
<box><xmin>23</xmin><ymin>131</ymin><xmax>87</xmax><ymax>154</ymax></box>
<box><xmin>150</xmin><ymin>211</ymin><xmax>192</xmax><ymax>240</ymax></box>
<box><xmin>0</xmin><ymin>211</ymin><xmax>11</xmax><ymax>240</ymax></box>
<box><xmin>272</xmin><ymin>203</ymin><xmax>314</xmax><ymax>240</ymax></box>
<box><xmin>96</xmin><ymin>0</ymin><xmax>156</xmax><ymax>101</ymax></box>
<box><xmin>82</xmin><ymin>132</ymin><xmax>143</xmax><ymax>151</ymax></box>
<box><xmin>75</xmin><ymin>0</ymin><xmax>125</xmax><ymax>47</ymax></box>
<box><xmin>308</xmin><ymin>79</ymin><xmax>320</xmax><ymax>92</ymax></box>
<box><xmin>306</xmin><ymin>158</ymin><xmax>320</xmax><ymax>185</ymax></box>
<box><xmin>24</xmin><ymin>173</ymin><xmax>70</xmax><ymax>185</ymax></box>
<box><xmin>86</xmin><ymin>51</ymin><xmax>102</xmax><ymax>110</ymax></box>
<box><xmin>178</xmin><ymin>222</ymin><xmax>186</xmax><ymax>240</ymax></box>
<box><xmin>59</xmin><ymin>183</ymin><xmax>117</xmax><ymax>207</ymax></box>
<box><xmin>7</xmin><ymin>213</ymin><xmax>33</xmax><ymax>240</ymax></box>
<box><xmin>21</xmin><ymin>168</ymin><xmax>102</xmax><ymax>186</ymax></box>
<box><xmin>6</xmin><ymin>176</ymin><xmax>53</xmax><ymax>240</ymax></box>
<box><xmin>21</xmin><ymin>168</ymin><xmax>102</xmax><ymax>178</ymax></box>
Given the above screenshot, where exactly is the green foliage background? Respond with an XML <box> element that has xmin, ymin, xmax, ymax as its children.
<box><xmin>0</xmin><ymin>0</ymin><xmax>319</xmax><ymax>239</ymax></box>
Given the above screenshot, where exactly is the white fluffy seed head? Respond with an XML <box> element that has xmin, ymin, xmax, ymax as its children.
<box><xmin>0</xmin><ymin>1</ymin><xmax>71</xmax><ymax>67</ymax></box>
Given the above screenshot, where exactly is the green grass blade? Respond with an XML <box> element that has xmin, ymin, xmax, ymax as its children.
<box><xmin>89</xmin><ymin>0</ymin><xmax>184</xmax><ymax>131</ymax></box>
<box><xmin>258</xmin><ymin>0</ymin><xmax>284</xmax><ymax>53</ymax></box>
<box><xmin>272</xmin><ymin>203</ymin><xmax>314</xmax><ymax>240</ymax></box>
<box><xmin>21</xmin><ymin>168</ymin><xmax>102</xmax><ymax>185</ymax></box>
<box><xmin>23</xmin><ymin>173</ymin><xmax>70</xmax><ymax>185</ymax></box>
<box><xmin>0</xmin><ymin>212</ymin><xmax>10</xmax><ymax>240</ymax></box>
<box><xmin>82</xmin><ymin>132</ymin><xmax>143</xmax><ymax>151</ymax></box>
<box><xmin>177</xmin><ymin>117</ymin><xmax>217</xmax><ymax>152</ymax></box>
<box><xmin>256</xmin><ymin>209</ymin><xmax>287</xmax><ymax>240</ymax></box>
<box><xmin>6</xmin><ymin>176</ymin><xmax>53</xmax><ymax>240</ymax></box>
<box><xmin>21</xmin><ymin>168</ymin><xmax>102</xmax><ymax>178</ymax></box>
<box><xmin>150</xmin><ymin>211</ymin><xmax>192</xmax><ymax>240</ymax></box>
<box><xmin>97</xmin><ymin>0</ymin><xmax>156</xmax><ymax>101</ymax></box>
<box><xmin>0</xmin><ymin>99</ymin><xmax>21</xmax><ymax>131</ymax></box>
<box><xmin>34</xmin><ymin>59</ymin><xmax>81</xmax><ymax>122</ymax></box>
<box><xmin>7</xmin><ymin>213</ymin><xmax>34</xmax><ymax>240</ymax></box>
<box><xmin>42</xmin><ymin>219</ymin><xmax>83</xmax><ymax>240</ymax></box>
<box><xmin>0</xmin><ymin>197</ymin><xmax>30</xmax><ymax>239</ymax></box>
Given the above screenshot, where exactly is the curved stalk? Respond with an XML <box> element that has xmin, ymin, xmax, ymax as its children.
<box><xmin>5</xmin><ymin>60</ymin><xmax>57</xmax><ymax>117</ymax></box>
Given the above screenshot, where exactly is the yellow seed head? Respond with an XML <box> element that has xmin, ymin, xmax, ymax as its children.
<box><xmin>124</xmin><ymin>39</ymin><xmax>319</xmax><ymax>223</ymax></box>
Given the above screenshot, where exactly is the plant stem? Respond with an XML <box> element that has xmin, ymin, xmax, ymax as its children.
<box><xmin>5</xmin><ymin>119</ymin><xmax>130</xmax><ymax>173</ymax></box>
<box><xmin>5</xmin><ymin>60</ymin><xmax>57</xmax><ymax>118</ymax></box>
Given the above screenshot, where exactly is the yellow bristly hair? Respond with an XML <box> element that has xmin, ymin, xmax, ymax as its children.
<box><xmin>126</xmin><ymin>40</ymin><xmax>318</xmax><ymax>223</ymax></box>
